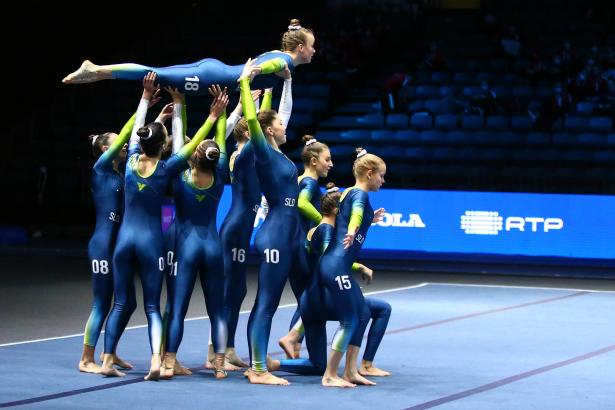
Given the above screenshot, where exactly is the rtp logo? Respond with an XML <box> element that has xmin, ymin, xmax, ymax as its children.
<box><xmin>461</xmin><ymin>211</ymin><xmax>564</xmax><ymax>235</ymax></box>
<box><xmin>460</xmin><ymin>211</ymin><xmax>503</xmax><ymax>235</ymax></box>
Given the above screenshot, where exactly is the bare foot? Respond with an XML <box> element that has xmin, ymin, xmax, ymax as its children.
<box><xmin>247</xmin><ymin>370</ymin><xmax>290</xmax><ymax>385</ymax></box>
<box><xmin>243</xmin><ymin>369</ymin><xmax>253</xmax><ymax>378</ymax></box>
<box><xmin>293</xmin><ymin>342</ymin><xmax>302</xmax><ymax>359</ymax></box>
<box><xmin>98</xmin><ymin>352</ymin><xmax>132</xmax><ymax>369</ymax></box>
<box><xmin>100</xmin><ymin>366</ymin><xmax>125</xmax><ymax>377</ymax></box>
<box><xmin>174</xmin><ymin>359</ymin><xmax>192</xmax><ymax>376</ymax></box>
<box><xmin>278</xmin><ymin>335</ymin><xmax>296</xmax><ymax>359</ymax></box>
<box><xmin>205</xmin><ymin>359</ymin><xmax>242</xmax><ymax>372</ymax></box>
<box><xmin>224</xmin><ymin>362</ymin><xmax>242</xmax><ymax>371</ymax></box>
<box><xmin>100</xmin><ymin>354</ymin><xmax>125</xmax><ymax>377</ymax></box>
<box><xmin>160</xmin><ymin>354</ymin><xmax>175</xmax><ymax>379</ymax></box>
<box><xmin>112</xmin><ymin>355</ymin><xmax>133</xmax><ymax>370</ymax></box>
<box><xmin>79</xmin><ymin>359</ymin><xmax>101</xmax><ymax>374</ymax></box>
<box><xmin>225</xmin><ymin>348</ymin><xmax>249</xmax><ymax>368</ymax></box>
<box><xmin>213</xmin><ymin>367</ymin><xmax>228</xmax><ymax>379</ymax></box>
<box><xmin>145</xmin><ymin>368</ymin><xmax>160</xmax><ymax>381</ymax></box>
<box><xmin>359</xmin><ymin>365</ymin><xmax>390</xmax><ymax>377</ymax></box>
<box><xmin>62</xmin><ymin>60</ymin><xmax>101</xmax><ymax>84</ymax></box>
<box><xmin>267</xmin><ymin>356</ymin><xmax>281</xmax><ymax>372</ymax></box>
<box><xmin>343</xmin><ymin>373</ymin><xmax>376</xmax><ymax>386</ymax></box>
<box><xmin>144</xmin><ymin>355</ymin><xmax>161</xmax><ymax>381</ymax></box>
<box><xmin>322</xmin><ymin>376</ymin><xmax>356</xmax><ymax>388</ymax></box>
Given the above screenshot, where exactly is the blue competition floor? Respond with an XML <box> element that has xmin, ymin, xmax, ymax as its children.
<box><xmin>1</xmin><ymin>283</ymin><xmax>613</xmax><ymax>409</ymax></box>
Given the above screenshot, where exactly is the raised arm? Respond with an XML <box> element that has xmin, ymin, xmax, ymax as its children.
<box><xmin>128</xmin><ymin>72</ymin><xmax>160</xmax><ymax>156</ymax></box>
<box><xmin>261</xmin><ymin>88</ymin><xmax>273</xmax><ymax>111</ymax></box>
<box><xmin>163</xmin><ymin>86</ymin><xmax>186</xmax><ymax>154</ymax></box>
<box><xmin>239</xmin><ymin>59</ymin><xmax>270</xmax><ymax>160</ymax></box>
<box><xmin>93</xmin><ymin>113</ymin><xmax>137</xmax><ymax>172</ymax></box>
<box><xmin>214</xmin><ymin>108</ymin><xmax>228</xmax><ymax>175</ymax></box>
<box><xmin>278</xmin><ymin>67</ymin><xmax>293</xmax><ymax>128</ymax></box>
<box><xmin>178</xmin><ymin>92</ymin><xmax>228</xmax><ymax>160</ymax></box>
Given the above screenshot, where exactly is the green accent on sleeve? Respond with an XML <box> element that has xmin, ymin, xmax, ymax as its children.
<box><xmin>100</xmin><ymin>113</ymin><xmax>136</xmax><ymax>162</ymax></box>
<box><xmin>258</xmin><ymin>57</ymin><xmax>286</xmax><ymax>75</ymax></box>
<box><xmin>298</xmin><ymin>189</ymin><xmax>322</xmax><ymax>224</ymax></box>
<box><xmin>240</xmin><ymin>77</ymin><xmax>267</xmax><ymax>152</ymax></box>
<box><xmin>215</xmin><ymin>111</ymin><xmax>227</xmax><ymax>156</ymax></box>
<box><xmin>181</xmin><ymin>104</ymin><xmax>188</xmax><ymax>135</ymax></box>
<box><xmin>348</xmin><ymin>198</ymin><xmax>365</xmax><ymax>234</ymax></box>
<box><xmin>351</xmin><ymin>263</ymin><xmax>361</xmax><ymax>272</ymax></box>
<box><xmin>178</xmin><ymin>117</ymin><xmax>215</xmax><ymax>159</ymax></box>
<box><xmin>261</xmin><ymin>89</ymin><xmax>273</xmax><ymax>111</ymax></box>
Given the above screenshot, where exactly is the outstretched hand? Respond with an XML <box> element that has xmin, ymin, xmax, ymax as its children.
<box><xmin>251</xmin><ymin>89</ymin><xmax>263</xmax><ymax>101</ymax></box>
<box><xmin>373</xmin><ymin>208</ymin><xmax>386</xmax><ymax>224</ymax></box>
<box><xmin>207</xmin><ymin>84</ymin><xmax>227</xmax><ymax>98</ymax></box>
<box><xmin>209</xmin><ymin>90</ymin><xmax>229</xmax><ymax>120</ymax></box>
<box><xmin>343</xmin><ymin>231</ymin><xmax>356</xmax><ymax>250</ymax></box>
<box><xmin>238</xmin><ymin>58</ymin><xmax>262</xmax><ymax>82</ymax></box>
<box><xmin>157</xmin><ymin>102</ymin><xmax>175</xmax><ymax>123</ymax></box>
<box><xmin>163</xmin><ymin>86</ymin><xmax>184</xmax><ymax>103</ymax></box>
<box><xmin>142</xmin><ymin>72</ymin><xmax>160</xmax><ymax>102</ymax></box>
<box><xmin>148</xmin><ymin>88</ymin><xmax>162</xmax><ymax>108</ymax></box>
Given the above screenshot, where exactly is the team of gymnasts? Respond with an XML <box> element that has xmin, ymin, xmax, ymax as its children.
<box><xmin>65</xmin><ymin>19</ymin><xmax>391</xmax><ymax>387</ymax></box>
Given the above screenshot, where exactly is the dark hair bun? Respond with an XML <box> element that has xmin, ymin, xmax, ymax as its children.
<box><xmin>325</xmin><ymin>182</ymin><xmax>336</xmax><ymax>190</ymax></box>
<box><xmin>137</xmin><ymin>126</ymin><xmax>151</xmax><ymax>139</ymax></box>
<box><xmin>302</xmin><ymin>134</ymin><xmax>315</xmax><ymax>143</ymax></box>
<box><xmin>289</xmin><ymin>18</ymin><xmax>301</xmax><ymax>28</ymax></box>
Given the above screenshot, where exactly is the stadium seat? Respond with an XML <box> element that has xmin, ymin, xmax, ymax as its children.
<box><xmin>588</xmin><ymin>117</ymin><xmax>613</xmax><ymax>132</ymax></box>
<box><xmin>371</xmin><ymin>130</ymin><xmax>396</xmax><ymax>140</ymax></box>
<box><xmin>576</xmin><ymin>101</ymin><xmax>595</xmax><ymax>116</ymax></box>
<box><xmin>485</xmin><ymin>116</ymin><xmax>510</xmax><ymax>131</ymax></box>
<box><xmin>526</xmin><ymin>132</ymin><xmax>550</xmax><ymax>144</ymax></box>
<box><xmin>416</xmin><ymin>85</ymin><xmax>440</xmax><ymax>99</ymax></box>
<box><xmin>431</xmin><ymin>72</ymin><xmax>452</xmax><ymax>84</ymax></box>
<box><xmin>461</xmin><ymin>115</ymin><xmax>484</xmax><ymax>130</ymax></box>
<box><xmin>386</xmin><ymin>113</ymin><xmax>409</xmax><ymax>128</ymax></box>
<box><xmin>577</xmin><ymin>133</ymin><xmax>606</xmax><ymax>146</ymax></box>
<box><xmin>552</xmin><ymin>132</ymin><xmax>577</xmax><ymax>145</ymax></box>
<box><xmin>426</xmin><ymin>99</ymin><xmax>444</xmax><ymax>115</ymax></box>
<box><xmin>357</xmin><ymin>113</ymin><xmax>385</xmax><ymax>128</ymax></box>
<box><xmin>419</xmin><ymin>130</ymin><xmax>447</xmax><ymax>143</ymax></box>
<box><xmin>510</xmin><ymin>116</ymin><xmax>533</xmax><ymax>131</ymax></box>
<box><xmin>340</xmin><ymin>129</ymin><xmax>371</xmax><ymax>140</ymax></box>
<box><xmin>395</xmin><ymin>130</ymin><xmax>421</xmax><ymax>142</ymax></box>
<box><xmin>563</xmin><ymin>116</ymin><xmax>588</xmax><ymax>131</ymax></box>
<box><xmin>410</xmin><ymin>113</ymin><xmax>433</xmax><ymax>129</ymax></box>
<box><xmin>435</xmin><ymin>115</ymin><xmax>458</xmax><ymax>130</ymax></box>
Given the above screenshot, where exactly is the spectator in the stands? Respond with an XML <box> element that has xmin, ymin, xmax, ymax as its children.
<box><xmin>380</xmin><ymin>69</ymin><xmax>413</xmax><ymax>115</ymax></box>
<box><xmin>525</xmin><ymin>49</ymin><xmax>548</xmax><ymax>86</ymax></box>
<box><xmin>500</xmin><ymin>24</ymin><xmax>522</xmax><ymax>58</ymax></box>
<box><xmin>423</xmin><ymin>41</ymin><xmax>447</xmax><ymax>71</ymax></box>
<box><xmin>530</xmin><ymin>82</ymin><xmax>573</xmax><ymax>131</ymax></box>
<box><xmin>576</xmin><ymin>62</ymin><xmax>607</xmax><ymax>101</ymax></box>
<box><xmin>469</xmin><ymin>81</ymin><xmax>497</xmax><ymax>117</ymax></box>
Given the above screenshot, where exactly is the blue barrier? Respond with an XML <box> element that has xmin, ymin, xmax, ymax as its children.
<box><xmin>163</xmin><ymin>188</ymin><xmax>615</xmax><ymax>267</ymax></box>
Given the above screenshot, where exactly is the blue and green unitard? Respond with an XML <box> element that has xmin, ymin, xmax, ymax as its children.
<box><xmin>103</xmin><ymin>97</ymin><xmax>213</xmax><ymax>355</ymax></box>
<box><xmin>166</xmin><ymin>111</ymin><xmax>229</xmax><ymax>354</ymax></box>
<box><xmin>239</xmin><ymin>76</ymin><xmax>300</xmax><ymax>373</ymax></box>
<box><xmin>84</xmin><ymin>113</ymin><xmax>135</xmax><ymax>348</ymax></box>
<box><xmin>105</xmin><ymin>51</ymin><xmax>292</xmax><ymax>96</ymax></box>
